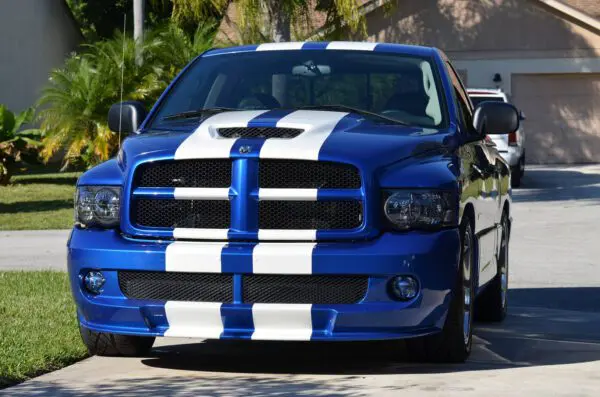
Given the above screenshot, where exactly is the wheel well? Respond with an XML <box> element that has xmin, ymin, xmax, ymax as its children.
<box><xmin>462</xmin><ymin>203</ymin><xmax>478</xmax><ymax>291</ymax></box>
<box><xmin>462</xmin><ymin>204</ymin><xmax>475</xmax><ymax>230</ymax></box>
<box><xmin>502</xmin><ymin>200</ymin><xmax>511</xmax><ymax>236</ymax></box>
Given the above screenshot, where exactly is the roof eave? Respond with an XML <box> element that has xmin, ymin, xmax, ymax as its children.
<box><xmin>534</xmin><ymin>0</ymin><xmax>600</xmax><ymax>35</ymax></box>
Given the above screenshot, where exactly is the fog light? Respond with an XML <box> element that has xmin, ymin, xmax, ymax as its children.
<box><xmin>84</xmin><ymin>271</ymin><xmax>105</xmax><ymax>295</ymax></box>
<box><xmin>390</xmin><ymin>276</ymin><xmax>419</xmax><ymax>300</ymax></box>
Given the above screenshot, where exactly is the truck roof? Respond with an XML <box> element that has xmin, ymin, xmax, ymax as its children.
<box><xmin>204</xmin><ymin>41</ymin><xmax>438</xmax><ymax>58</ymax></box>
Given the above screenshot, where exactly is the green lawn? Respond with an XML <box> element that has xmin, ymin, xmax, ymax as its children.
<box><xmin>0</xmin><ymin>271</ymin><xmax>88</xmax><ymax>388</ymax></box>
<box><xmin>0</xmin><ymin>171</ymin><xmax>80</xmax><ymax>230</ymax></box>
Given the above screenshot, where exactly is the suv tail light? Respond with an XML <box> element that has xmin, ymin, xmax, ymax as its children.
<box><xmin>508</xmin><ymin>131</ymin><xmax>518</xmax><ymax>146</ymax></box>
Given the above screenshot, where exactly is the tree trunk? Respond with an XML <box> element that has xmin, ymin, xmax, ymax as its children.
<box><xmin>133</xmin><ymin>0</ymin><xmax>145</xmax><ymax>65</ymax></box>
<box><xmin>265</xmin><ymin>0</ymin><xmax>290</xmax><ymax>42</ymax></box>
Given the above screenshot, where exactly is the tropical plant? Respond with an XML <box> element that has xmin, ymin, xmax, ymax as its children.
<box><xmin>37</xmin><ymin>24</ymin><xmax>215</xmax><ymax>169</ymax></box>
<box><xmin>0</xmin><ymin>106</ymin><xmax>42</xmax><ymax>185</ymax></box>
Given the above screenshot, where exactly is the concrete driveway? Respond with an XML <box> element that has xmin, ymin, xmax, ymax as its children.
<box><xmin>0</xmin><ymin>230</ymin><xmax>69</xmax><ymax>271</ymax></box>
<box><xmin>2</xmin><ymin>165</ymin><xmax>600</xmax><ymax>396</ymax></box>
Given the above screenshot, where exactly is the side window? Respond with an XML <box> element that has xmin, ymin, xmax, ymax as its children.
<box><xmin>445</xmin><ymin>61</ymin><xmax>475</xmax><ymax>134</ymax></box>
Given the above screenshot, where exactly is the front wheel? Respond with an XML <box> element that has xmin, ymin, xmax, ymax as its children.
<box><xmin>406</xmin><ymin>219</ymin><xmax>475</xmax><ymax>363</ymax></box>
<box><xmin>475</xmin><ymin>212</ymin><xmax>509</xmax><ymax>322</ymax></box>
<box><xmin>79</xmin><ymin>323</ymin><xmax>155</xmax><ymax>357</ymax></box>
<box><xmin>511</xmin><ymin>156</ymin><xmax>524</xmax><ymax>187</ymax></box>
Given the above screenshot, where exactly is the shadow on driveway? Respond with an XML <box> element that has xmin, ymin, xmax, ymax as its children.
<box><xmin>6</xmin><ymin>288</ymin><xmax>600</xmax><ymax>396</ymax></box>
<box><xmin>138</xmin><ymin>287</ymin><xmax>600</xmax><ymax>375</ymax></box>
<box><xmin>514</xmin><ymin>167</ymin><xmax>600</xmax><ymax>202</ymax></box>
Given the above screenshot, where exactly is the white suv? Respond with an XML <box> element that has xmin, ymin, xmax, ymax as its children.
<box><xmin>467</xmin><ymin>88</ymin><xmax>526</xmax><ymax>187</ymax></box>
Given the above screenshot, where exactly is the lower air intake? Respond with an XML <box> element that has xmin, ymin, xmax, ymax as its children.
<box><xmin>242</xmin><ymin>274</ymin><xmax>368</xmax><ymax>304</ymax></box>
<box><xmin>118</xmin><ymin>271</ymin><xmax>233</xmax><ymax>302</ymax></box>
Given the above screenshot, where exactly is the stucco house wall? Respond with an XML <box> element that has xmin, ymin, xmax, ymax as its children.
<box><xmin>366</xmin><ymin>0</ymin><xmax>600</xmax><ymax>163</ymax></box>
<box><xmin>0</xmin><ymin>0</ymin><xmax>82</xmax><ymax>113</ymax></box>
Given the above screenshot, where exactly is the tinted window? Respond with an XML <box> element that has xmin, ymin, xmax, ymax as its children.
<box><xmin>150</xmin><ymin>50</ymin><xmax>448</xmax><ymax>129</ymax></box>
<box><xmin>469</xmin><ymin>96</ymin><xmax>505</xmax><ymax>107</ymax></box>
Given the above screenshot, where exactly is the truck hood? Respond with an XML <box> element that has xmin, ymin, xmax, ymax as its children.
<box><xmin>121</xmin><ymin>110</ymin><xmax>455</xmax><ymax>172</ymax></box>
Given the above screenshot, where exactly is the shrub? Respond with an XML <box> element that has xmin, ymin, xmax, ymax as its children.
<box><xmin>0</xmin><ymin>105</ymin><xmax>41</xmax><ymax>185</ymax></box>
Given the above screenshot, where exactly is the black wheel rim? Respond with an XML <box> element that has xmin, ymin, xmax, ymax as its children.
<box><xmin>462</xmin><ymin>228</ymin><xmax>473</xmax><ymax>346</ymax></box>
<box><xmin>500</xmin><ymin>221</ymin><xmax>509</xmax><ymax>310</ymax></box>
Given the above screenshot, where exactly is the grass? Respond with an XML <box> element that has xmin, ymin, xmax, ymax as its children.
<box><xmin>0</xmin><ymin>271</ymin><xmax>88</xmax><ymax>388</ymax></box>
<box><xmin>0</xmin><ymin>171</ymin><xmax>80</xmax><ymax>230</ymax></box>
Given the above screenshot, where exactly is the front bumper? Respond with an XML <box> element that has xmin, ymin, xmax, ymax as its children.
<box><xmin>68</xmin><ymin>228</ymin><xmax>460</xmax><ymax>341</ymax></box>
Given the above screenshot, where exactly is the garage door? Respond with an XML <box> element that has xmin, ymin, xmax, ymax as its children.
<box><xmin>512</xmin><ymin>73</ymin><xmax>600</xmax><ymax>164</ymax></box>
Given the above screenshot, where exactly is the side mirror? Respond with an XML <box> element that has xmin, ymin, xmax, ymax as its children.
<box><xmin>108</xmin><ymin>101</ymin><xmax>147</xmax><ymax>135</ymax></box>
<box><xmin>473</xmin><ymin>102</ymin><xmax>519</xmax><ymax>136</ymax></box>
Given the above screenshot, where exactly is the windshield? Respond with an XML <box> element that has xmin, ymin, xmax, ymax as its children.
<box><xmin>469</xmin><ymin>96</ymin><xmax>505</xmax><ymax>108</ymax></box>
<box><xmin>150</xmin><ymin>50</ymin><xmax>447</xmax><ymax>129</ymax></box>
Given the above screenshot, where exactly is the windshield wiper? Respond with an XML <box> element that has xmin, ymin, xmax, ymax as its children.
<box><xmin>161</xmin><ymin>107</ymin><xmax>238</xmax><ymax>121</ymax></box>
<box><xmin>298</xmin><ymin>105</ymin><xmax>408</xmax><ymax>125</ymax></box>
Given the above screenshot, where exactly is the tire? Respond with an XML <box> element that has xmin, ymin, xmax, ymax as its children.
<box><xmin>79</xmin><ymin>323</ymin><xmax>155</xmax><ymax>357</ymax></box>
<box><xmin>406</xmin><ymin>219</ymin><xmax>475</xmax><ymax>363</ymax></box>
<box><xmin>511</xmin><ymin>156</ymin><xmax>524</xmax><ymax>188</ymax></box>
<box><xmin>475</xmin><ymin>212</ymin><xmax>509</xmax><ymax>322</ymax></box>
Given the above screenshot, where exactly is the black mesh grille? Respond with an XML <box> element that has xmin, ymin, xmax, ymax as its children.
<box><xmin>259</xmin><ymin>161</ymin><xmax>361</xmax><ymax>189</ymax></box>
<box><xmin>119</xmin><ymin>271</ymin><xmax>233</xmax><ymax>302</ymax></box>
<box><xmin>259</xmin><ymin>201</ymin><xmax>362</xmax><ymax>230</ymax></box>
<box><xmin>132</xmin><ymin>199</ymin><xmax>230</xmax><ymax>229</ymax></box>
<box><xmin>243</xmin><ymin>275</ymin><xmax>368</xmax><ymax>304</ymax></box>
<box><xmin>218</xmin><ymin>127</ymin><xmax>303</xmax><ymax>139</ymax></box>
<box><xmin>134</xmin><ymin>159</ymin><xmax>231</xmax><ymax>188</ymax></box>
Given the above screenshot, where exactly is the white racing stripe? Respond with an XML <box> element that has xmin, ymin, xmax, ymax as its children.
<box><xmin>175</xmin><ymin>110</ymin><xmax>268</xmax><ymax>159</ymax></box>
<box><xmin>326</xmin><ymin>41</ymin><xmax>378</xmax><ymax>51</ymax></box>
<box><xmin>173</xmin><ymin>228</ymin><xmax>229</xmax><ymax>240</ymax></box>
<box><xmin>256</xmin><ymin>42</ymin><xmax>306</xmax><ymax>51</ymax></box>
<box><xmin>251</xmin><ymin>304</ymin><xmax>313</xmax><ymax>341</ymax></box>
<box><xmin>164</xmin><ymin>301</ymin><xmax>223</xmax><ymax>338</ymax></box>
<box><xmin>257</xmin><ymin>229</ymin><xmax>317</xmax><ymax>241</ymax></box>
<box><xmin>258</xmin><ymin>188</ymin><xmax>318</xmax><ymax>201</ymax></box>
<box><xmin>173</xmin><ymin>187</ymin><xmax>230</xmax><ymax>200</ymax></box>
<box><xmin>260</xmin><ymin>110</ymin><xmax>348</xmax><ymax>160</ymax></box>
<box><xmin>165</xmin><ymin>241</ymin><xmax>225</xmax><ymax>273</ymax></box>
<box><xmin>252</xmin><ymin>243</ymin><xmax>315</xmax><ymax>274</ymax></box>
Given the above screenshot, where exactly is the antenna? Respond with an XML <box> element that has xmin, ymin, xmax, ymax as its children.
<box><xmin>118</xmin><ymin>13</ymin><xmax>126</xmax><ymax>148</ymax></box>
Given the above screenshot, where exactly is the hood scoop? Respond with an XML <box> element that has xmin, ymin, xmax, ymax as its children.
<box><xmin>217</xmin><ymin>127</ymin><xmax>304</xmax><ymax>139</ymax></box>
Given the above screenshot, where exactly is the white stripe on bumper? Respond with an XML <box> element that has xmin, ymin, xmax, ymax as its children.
<box><xmin>172</xmin><ymin>228</ymin><xmax>229</xmax><ymax>240</ymax></box>
<box><xmin>257</xmin><ymin>229</ymin><xmax>317</xmax><ymax>241</ymax></box>
<box><xmin>163</xmin><ymin>301</ymin><xmax>223</xmax><ymax>338</ymax></box>
<box><xmin>251</xmin><ymin>304</ymin><xmax>313</xmax><ymax>341</ymax></box>
<box><xmin>165</xmin><ymin>241</ymin><xmax>225</xmax><ymax>272</ymax></box>
<box><xmin>260</xmin><ymin>110</ymin><xmax>348</xmax><ymax>160</ymax></box>
<box><xmin>173</xmin><ymin>187</ymin><xmax>230</xmax><ymax>200</ymax></box>
<box><xmin>252</xmin><ymin>243</ymin><xmax>315</xmax><ymax>274</ymax></box>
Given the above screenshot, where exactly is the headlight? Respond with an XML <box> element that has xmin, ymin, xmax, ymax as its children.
<box><xmin>75</xmin><ymin>186</ymin><xmax>121</xmax><ymax>227</ymax></box>
<box><xmin>383</xmin><ymin>190</ymin><xmax>456</xmax><ymax>230</ymax></box>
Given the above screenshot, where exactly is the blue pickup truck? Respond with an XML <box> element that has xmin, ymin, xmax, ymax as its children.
<box><xmin>69</xmin><ymin>41</ymin><xmax>517</xmax><ymax>363</ymax></box>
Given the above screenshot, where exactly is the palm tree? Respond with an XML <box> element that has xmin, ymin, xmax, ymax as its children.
<box><xmin>37</xmin><ymin>25</ymin><xmax>216</xmax><ymax>169</ymax></box>
<box><xmin>170</xmin><ymin>0</ymin><xmax>367</xmax><ymax>43</ymax></box>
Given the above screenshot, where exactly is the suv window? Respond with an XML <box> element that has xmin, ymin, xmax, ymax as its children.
<box><xmin>150</xmin><ymin>50</ymin><xmax>448</xmax><ymax>130</ymax></box>
<box><xmin>469</xmin><ymin>96</ymin><xmax>504</xmax><ymax>107</ymax></box>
